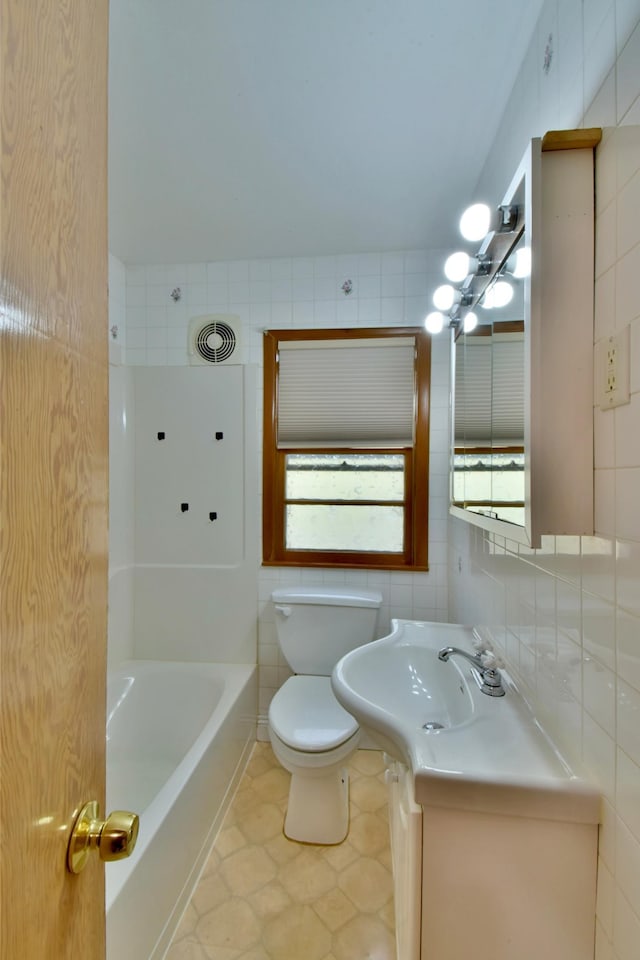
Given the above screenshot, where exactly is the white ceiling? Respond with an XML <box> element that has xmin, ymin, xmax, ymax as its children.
<box><xmin>108</xmin><ymin>0</ymin><xmax>544</xmax><ymax>265</ymax></box>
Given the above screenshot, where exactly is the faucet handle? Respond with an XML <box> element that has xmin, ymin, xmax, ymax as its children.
<box><xmin>472</xmin><ymin>632</ymin><xmax>493</xmax><ymax>654</ymax></box>
<box><xmin>480</xmin><ymin>651</ymin><xmax>504</xmax><ymax>670</ymax></box>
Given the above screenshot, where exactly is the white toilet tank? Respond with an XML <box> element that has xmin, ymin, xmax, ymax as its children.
<box><xmin>272</xmin><ymin>586</ymin><xmax>382</xmax><ymax>675</ymax></box>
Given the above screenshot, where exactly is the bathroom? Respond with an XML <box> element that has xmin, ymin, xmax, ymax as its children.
<box><xmin>104</xmin><ymin>2</ymin><xmax>640</xmax><ymax>959</ymax></box>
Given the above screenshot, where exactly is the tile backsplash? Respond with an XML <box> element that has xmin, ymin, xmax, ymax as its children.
<box><xmin>450</xmin><ymin>4</ymin><xmax>640</xmax><ymax>959</ymax></box>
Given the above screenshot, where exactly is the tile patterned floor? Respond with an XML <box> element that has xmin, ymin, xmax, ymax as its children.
<box><xmin>166</xmin><ymin>743</ymin><xmax>396</xmax><ymax>960</ymax></box>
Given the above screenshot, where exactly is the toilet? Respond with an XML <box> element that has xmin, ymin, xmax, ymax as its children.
<box><xmin>268</xmin><ymin>585</ymin><xmax>382</xmax><ymax>844</ymax></box>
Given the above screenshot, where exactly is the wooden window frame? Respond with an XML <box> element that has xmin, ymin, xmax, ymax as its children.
<box><xmin>262</xmin><ymin>326</ymin><xmax>431</xmax><ymax>571</ymax></box>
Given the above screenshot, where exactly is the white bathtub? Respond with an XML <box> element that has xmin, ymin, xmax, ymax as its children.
<box><xmin>105</xmin><ymin>660</ymin><xmax>257</xmax><ymax>960</ymax></box>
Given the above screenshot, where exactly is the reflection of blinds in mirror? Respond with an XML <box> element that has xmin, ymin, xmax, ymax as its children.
<box><xmin>455</xmin><ymin>335</ymin><xmax>524</xmax><ymax>445</ymax></box>
<box><xmin>492</xmin><ymin>337</ymin><xmax>525</xmax><ymax>442</ymax></box>
<box><xmin>277</xmin><ymin>338</ymin><xmax>416</xmax><ymax>448</ymax></box>
<box><xmin>455</xmin><ymin>337</ymin><xmax>491</xmax><ymax>444</ymax></box>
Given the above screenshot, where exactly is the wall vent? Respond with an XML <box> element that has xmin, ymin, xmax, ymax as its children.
<box><xmin>188</xmin><ymin>314</ymin><xmax>243</xmax><ymax>365</ymax></box>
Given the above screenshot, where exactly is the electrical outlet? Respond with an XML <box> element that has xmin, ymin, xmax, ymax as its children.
<box><xmin>598</xmin><ymin>327</ymin><xmax>630</xmax><ymax>410</ymax></box>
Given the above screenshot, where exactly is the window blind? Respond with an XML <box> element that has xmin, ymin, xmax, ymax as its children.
<box><xmin>277</xmin><ymin>337</ymin><xmax>416</xmax><ymax>448</ymax></box>
<box><xmin>491</xmin><ymin>336</ymin><xmax>525</xmax><ymax>442</ymax></box>
<box><xmin>455</xmin><ymin>333</ymin><xmax>524</xmax><ymax>445</ymax></box>
<box><xmin>454</xmin><ymin>337</ymin><xmax>492</xmax><ymax>444</ymax></box>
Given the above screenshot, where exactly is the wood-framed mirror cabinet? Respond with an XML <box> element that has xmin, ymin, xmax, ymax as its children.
<box><xmin>449</xmin><ymin>129</ymin><xmax>601</xmax><ymax>547</ymax></box>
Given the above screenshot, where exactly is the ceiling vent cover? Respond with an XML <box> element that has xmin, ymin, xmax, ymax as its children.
<box><xmin>188</xmin><ymin>314</ymin><xmax>242</xmax><ymax>365</ymax></box>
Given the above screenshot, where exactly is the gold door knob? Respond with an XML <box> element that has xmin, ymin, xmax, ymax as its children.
<box><xmin>67</xmin><ymin>800</ymin><xmax>139</xmax><ymax>874</ymax></box>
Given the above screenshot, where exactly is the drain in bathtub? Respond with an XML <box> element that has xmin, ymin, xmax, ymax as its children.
<box><xmin>422</xmin><ymin>721</ymin><xmax>445</xmax><ymax>731</ymax></box>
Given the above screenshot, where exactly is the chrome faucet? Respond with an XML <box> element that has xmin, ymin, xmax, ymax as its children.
<box><xmin>438</xmin><ymin>646</ymin><xmax>506</xmax><ymax>697</ymax></box>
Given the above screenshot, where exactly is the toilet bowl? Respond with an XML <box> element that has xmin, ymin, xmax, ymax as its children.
<box><xmin>269</xmin><ymin>675</ymin><xmax>360</xmax><ymax>843</ymax></box>
<box><xmin>267</xmin><ymin>587</ymin><xmax>382</xmax><ymax>844</ymax></box>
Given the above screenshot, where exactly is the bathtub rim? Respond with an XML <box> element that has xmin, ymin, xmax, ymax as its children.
<box><xmin>105</xmin><ymin>659</ymin><xmax>257</xmax><ymax>914</ymax></box>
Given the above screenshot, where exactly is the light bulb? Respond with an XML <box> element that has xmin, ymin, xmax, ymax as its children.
<box><xmin>480</xmin><ymin>287</ymin><xmax>495</xmax><ymax>309</ymax></box>
<box><xmin>492</xmin><ymin>280</ymin><xmax>514</xmax><ymax>307</ymax></box>
<box><xmin>424</xmin><ymin>311</ymin><xmax>444</xmax><ymax>334</ymax></box>
<box><xmin>463</xmin><ymin>312</ymin><xmax>478</xmax><ymax>333</ymax></box>
<box><xmin>509</xmin><ymin>246</ymin><xmax>531</xmax><ymax>278</ymax></box>
<box><xmin>459</xmin><ymin>203</ymin><xmax>491</xmax><ymax>242</ymax></box>
<box><xmin>444</xmin><ymin>252</ymin><xmax>472</xmax><ymax>283</ymax></box>
<box><xmin>433</xmin><ymin>284</ymin><xmax>456</xmax><ymax>311</ymax></box>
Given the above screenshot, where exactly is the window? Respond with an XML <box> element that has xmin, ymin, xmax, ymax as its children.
<box><xmin>262</xmin><ymin>327</ymin><xmax>430</xmax><ymax>569</ymax></box>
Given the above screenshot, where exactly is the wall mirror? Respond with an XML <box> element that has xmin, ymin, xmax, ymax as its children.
<box><xmin>452</xmin><ymin>313</ymin><xmax>525</xmax><ymax>527</ymax></box>
<box><xmin>449</xmin><ymin>130</ymin><xmax>600</xmax><ymax>546</ymax></box>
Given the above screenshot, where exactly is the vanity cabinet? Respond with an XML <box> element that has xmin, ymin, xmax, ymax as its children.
<box><xmin>386</xmin><ymin>758</ymin><xmax>598</xmax><ymax>960</ymax></box>
<box><xmin>332</xmin><ymin>619</ymin><xmax>600</xmax><ymax>960</ymax></box>
<box><xmin>386</xmin><ymin>759</ymin><xmax>422</xmax><ymax>960</ymax></box>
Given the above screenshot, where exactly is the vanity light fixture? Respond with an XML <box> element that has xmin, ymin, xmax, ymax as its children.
<box><xmin>424</xmin><ymin>307</ymin><xmax>476</xmax><ymax>337</ymax></box>
<box><xmin>495</xmin><ymin>203</ymin><xmax>519</xmax><ymax>233</ymax></box>
<box><xmin>433</xmin><ymin>283</ymin><xmax>474</xmax><ymax>313</ymax></box>
<box><xmin>480</xmin><ymin>287</ymin><xmax>495</xmax><ymax>309</ymax></box>
<box><xmin>459</xmin><ymin>202</ymin><xmax>518</xmax><ymax>242</ymax></box>
<box><xmin>506</xmin><ymin>246</ymin><xmax>531</xmax><ymax>279</ymax></box>
<box><xmin>459</xmin><ymin>203</ymin><xmax>491</xmax><ymax>241</ymax></box>
<box><xmin>481</xmin><ymin>279</ymin><xmax>514</xmax><ymax>309</ymax></box>
<box><xmin>444</xmin><ymin>252</ymin><xmax>472</xmax><ymax>283</ymax></box>
<box><xmin>462</xmin><ymin>311</ymin><xmax>478</xmax><ymax>333</ymax></box>
<box><xmin>444</xmin><ymin>252</ymin><xmax>490</xmax><ymax>283</ymax></box>
<box><xmin>433</xmin><ymin>284</ymin><xmax>458</xmax><ymax>311</ymax></box>
<box><xmin>424</xmin><ymin>196</ymin><xmax>523</xmax><ymax>336</ymax></box>
<box><xmin>424</xmin><ymin>311</ymin><xmax>445</xmax><ymax>334</ymax></box>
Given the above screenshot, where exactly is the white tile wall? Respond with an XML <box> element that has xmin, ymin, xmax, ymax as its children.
<box><xmin>123</xmin><ymin>250</ymin><xmax>449</xmax><ymax>367</ymax></box>
<box><xmin>450</xmin><ymin>4</ymin><xmax>640</xmax><ymax>959</ymax></box>
<box><xmin>120</xmin><ymin>247</ymin><xmax>452</xmax><ymax>731</ymax></box>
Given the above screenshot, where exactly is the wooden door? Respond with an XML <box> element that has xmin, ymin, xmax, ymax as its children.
<box><xmin>0</xmin><ymin>1</ymin><xmax>109</xmax><ymax>957</ymax></box>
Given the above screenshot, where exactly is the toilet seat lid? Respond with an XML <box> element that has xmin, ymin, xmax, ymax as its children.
<box><xmin>269</xmin><ymin>676</ymin><xmax>358</xmax><ymax>752</ymax></box>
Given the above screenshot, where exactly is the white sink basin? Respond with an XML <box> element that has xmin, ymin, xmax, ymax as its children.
<box><xmin>332</xmin><ymin>619</ymin><xmax>600</xmax><ymax>823</ymax></box>
<box><xmin>333</xmin><ymin>625</ymin><xmax>476</xmax><ymax>733</ymax></box>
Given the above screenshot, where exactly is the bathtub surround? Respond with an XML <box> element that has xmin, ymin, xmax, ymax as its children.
<box><xmin>106</xmin><ymin>660</ymin><xmax>257</xmax><ymax>960</ymax></box>
<box><xmin>107</xmin><ymin>330</ymin><xmax>260</xmax><ymax>954</ymax></box>
<box><xmin>132</xmin><ymin>365</ymin><xmax>258</xmax><ymax>663</ymax></box>
<box><xmin>134</xmin><ymin>367</ymin><xmax>247</xmax><ymax>567</ymax></box>
<box><xmin>108</xmin><ymin>358</ymin><xmax>258</xmax><ymax>665</ymax></box>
